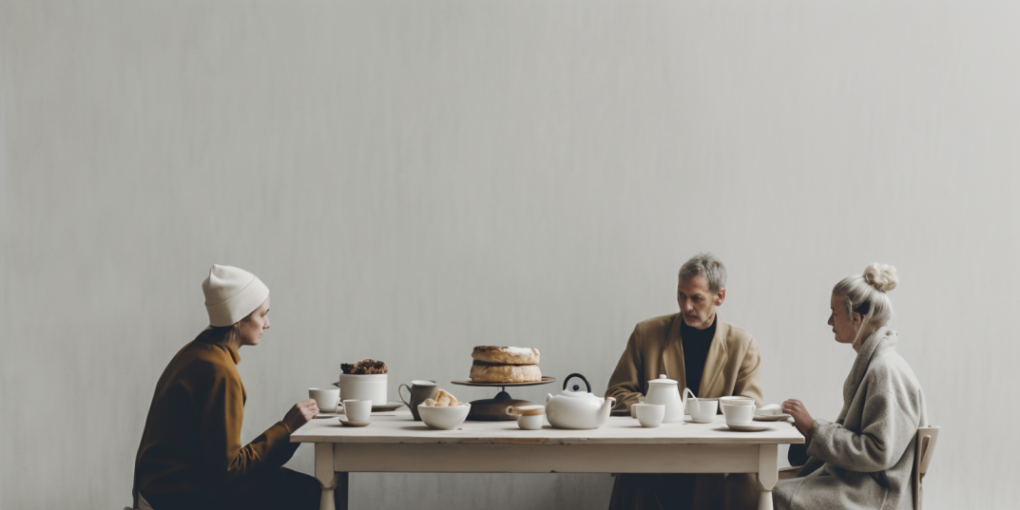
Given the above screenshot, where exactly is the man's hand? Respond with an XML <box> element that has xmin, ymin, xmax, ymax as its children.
<box><xmin>782</xmin><ymin>399</ymin><xmax>815</xmax><ymax>436</ymax></box>
<box><xmin>283</xmin><ymin>398</ymin><xmax>319</xmax><ymax>432</ymax></box>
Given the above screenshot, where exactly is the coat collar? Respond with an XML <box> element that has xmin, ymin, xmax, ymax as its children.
<box><xmin>842</xmin><ymin>326</ymin><xmax>894</xmax><ymax>404</ymax></box>
<box><xmin>218</xmin><ymin>342</ymin><xmax>242</xmax><ymax>365</ymax></box>
<box><xmin>700</xmin><ymin>318</ymin><xmax>730</xmax><ymax>396</ymax></box>
<box><xmin>663</xmin><ymin>313</ymin><xmax>729</xmax><ymax>396</ymax></box>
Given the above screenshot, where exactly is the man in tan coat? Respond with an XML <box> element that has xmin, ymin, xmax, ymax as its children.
<box><xmin>606</xmin><ymin>253</ymin><xmax>763</xmax><ymax>510</ymax></box>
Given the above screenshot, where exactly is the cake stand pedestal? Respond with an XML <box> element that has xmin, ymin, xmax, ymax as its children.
<box><xmin>450</xmin><ymin>377</ymin><xmax>557</xmax><ymax>421</ymax></box>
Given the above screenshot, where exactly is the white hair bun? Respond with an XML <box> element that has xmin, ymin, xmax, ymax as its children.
<box><xmin>863</xmin><ymin>263</ymin><xmax>898</xmax><ymax>292</ymax></box>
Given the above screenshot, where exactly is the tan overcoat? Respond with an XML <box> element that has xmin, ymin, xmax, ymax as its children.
<box><xmin>606</xmin><ymin>313</ymin><xmax>764</xmax><ymax>408</ymax></box>
<box><xmin>605</xmin><ymin>313</ymin><xmax>764</xmax><ymax>510</ymax></box>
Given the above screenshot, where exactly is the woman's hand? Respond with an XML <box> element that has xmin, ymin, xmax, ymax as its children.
<box><xmin>283</xmin><ymin>398</ymin><xmax>319</xmax><ymax>432</ymax></box>
<box><xmin>782</xmin><ymin>399</ymin><xmax>815</xmax><ymax>436</ymax></box>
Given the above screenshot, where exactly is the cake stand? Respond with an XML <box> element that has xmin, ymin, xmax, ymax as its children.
<box><xmin>450</xmin><ymin>377</ymin><xmax>557</xmax><ymax>421</ymax></box>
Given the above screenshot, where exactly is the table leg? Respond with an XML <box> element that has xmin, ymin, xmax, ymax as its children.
<box><xmin>757</xmin><ymin>444</ymin><xmax>778</xmax><ymax>510</ymax></box>
<box><xmin>315</xmin><ymin>443</ymin><xmax>339</xmax><ymax>510</ymax></box>
<box><xmin>335</xmin><ymin>472</ymin><xmax>349</xmax><ymax>510</ymax></box>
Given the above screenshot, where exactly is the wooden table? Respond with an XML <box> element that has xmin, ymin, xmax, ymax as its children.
<box><xmin>291</xmin><ymin>409</ymin><xmax>804</xmax><ymax>510</ymax></box>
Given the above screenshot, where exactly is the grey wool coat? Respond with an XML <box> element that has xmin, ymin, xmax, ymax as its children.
<box><xmin>773</xmin><ymin>327</ymin><xmax>927</xmax><ymax>510</ymax></box>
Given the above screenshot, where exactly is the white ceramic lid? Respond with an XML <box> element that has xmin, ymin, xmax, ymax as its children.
<box><xmin>559</xmin><ymin>387</ymin><xmax>598</xmax><ymax>398</ymax></box>
<box><xmin>648</xmin><ymin>374</ymin><xmax>677</xmax><ymax>385</ymax></box>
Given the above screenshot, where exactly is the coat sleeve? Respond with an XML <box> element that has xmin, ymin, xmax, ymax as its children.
<box><xmin>605</xmin><ymin>326</ymin><xmax>645</xmax><ymax>411</ymax></box>
<box><xmin>805</xmin><ymin>366</ymin><xmax>922</xmax><ymax>473</ymax></box>
<box><xmin>733</xmin><ymin>336</ymin><xmax>764</xmax><ymax>406</ymax></box>
<box><xmin>198</xmin><ymin>365</ymin><xmax>299</xmax><ymax>484</ymax></box>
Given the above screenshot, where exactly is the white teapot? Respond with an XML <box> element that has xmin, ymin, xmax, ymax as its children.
<box><xmin>546</xmin><ymin>373</ymin><xmax>616</xmax><ymax>430</ymax></box>
<box><xmin>644</xmin><ymin>374</ymin><xmax>697</xmax><ymax>423</ymax></box>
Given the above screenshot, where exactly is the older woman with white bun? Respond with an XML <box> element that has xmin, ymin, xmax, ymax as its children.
<box><xmin>774</xmin><ymin>264</ymin><xmax>928</xmax><ymax>510</ymax></box>
<box><xmin>132</xmin><ymin>265</ymin><xmax>323</xmax><ymax>510</ymax></box>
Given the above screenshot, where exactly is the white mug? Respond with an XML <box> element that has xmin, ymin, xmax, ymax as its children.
<box><xmin>309</xmin><ymin>388</ymin><xmax>341</xmax><ymax>413</ymax></box>
<box><xmin>721</xmin><ymin>402</ymin><xmax>756</xmax><ymax>426</ymax></box>
<box><xmin>343</xmin><ymin>399</ymin><xmax>373</xmax><ymax>423</ymax></box>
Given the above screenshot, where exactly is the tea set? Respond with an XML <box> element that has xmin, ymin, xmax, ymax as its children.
<box><xmin>312</xmin><ymin>372</ymin><xmax>789</xmax><ymax>432</ymax></box>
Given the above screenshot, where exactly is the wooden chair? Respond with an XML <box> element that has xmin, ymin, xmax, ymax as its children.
<box><xmin>776</xmin><ymin>426</ymin><xmax>940</xmax><ymax>510</ymax></box>
<box><xmin>914</xmin><ymin>426</ymin><xmax>939</xmax><ymax>510</ymax></box>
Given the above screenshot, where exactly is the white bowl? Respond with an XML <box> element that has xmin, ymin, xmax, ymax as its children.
<box><xmin>417</xmin><ymin>404</ymin><xmax>471</xmax><ymax>430</ymax></box>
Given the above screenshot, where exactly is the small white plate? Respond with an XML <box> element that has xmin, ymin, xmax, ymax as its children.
<box><xmin>726</xmin><ymin>423</ymin><xmax>771</xmax><ymax>432</ymax></box>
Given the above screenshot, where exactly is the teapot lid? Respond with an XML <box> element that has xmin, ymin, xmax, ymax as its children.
<box><xmin>559</xmin><ymin>387</ymin><xmax>598</xmax><ymax>398</ymax></box>
<box><xmin>648</xmin><ymin>374</ymin><xmax>677</xmax><ymax>385</ymax></box>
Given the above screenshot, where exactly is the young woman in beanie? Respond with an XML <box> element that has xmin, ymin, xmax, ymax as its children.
<box><xmin>133</xmin><ymin>264</ymin><xmax>323</xmax><ymax>510</ymax></box>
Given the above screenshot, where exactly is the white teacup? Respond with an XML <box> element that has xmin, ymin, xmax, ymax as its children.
<box><xmin>721</xmin><ymin>402</ymin><xmax>756</xmax><ymax>426</ymax></box>
<box><xmin>633</xmin><ymin>403</ymin><xmax>666</xmax><ymax>428</ymax></box>
<box><xmin>309</xmin><ymin>388</ymin><xmax>341</xmax><ymax>413</ymax></box>
<box><xmin>518</xmin><ymin>414</ymin><xmax>543</xmax><ymax>430</ymax></box>
<box><xmin>688</xmin><ymin>398</ymin><xmax>719</xmax><ymax>423</ymax></box>
<box><xmin>343</xmin><ymin>399</ymin><xmax>372</xmax><ymax>423</ymax></box>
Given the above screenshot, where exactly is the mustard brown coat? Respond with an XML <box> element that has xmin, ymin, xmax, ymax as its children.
<box><xmin>134</xmin><ymin>332</ymin><xmax>299</xmax><ymax>507</ymax></box>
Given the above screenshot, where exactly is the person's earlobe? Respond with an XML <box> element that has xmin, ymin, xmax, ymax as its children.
<box><xmin>715</xmin><ymin>288</ymin><xmax>726</xmax><ymax>306</ymax></box>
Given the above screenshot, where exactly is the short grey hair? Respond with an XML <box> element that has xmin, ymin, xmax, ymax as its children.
<box><xmin>678</xmin><ymin>253</ymin><xmax>727</xmax><ymax>292</ymax></box>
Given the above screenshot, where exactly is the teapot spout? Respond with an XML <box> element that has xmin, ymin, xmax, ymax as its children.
<box><xmin>598</xmin><ymin>397</ymin><xmax>616</xmax><ymax>425</ymax></box>
<box><xmin>546</xmin><ymin>393</ymin><xmax>554</xmax><ymax>404</ymax></box>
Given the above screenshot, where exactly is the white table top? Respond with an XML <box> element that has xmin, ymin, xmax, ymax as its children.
<box><xmin>291</xmin><ymin>409</ymin><xmax>805</xmax><ymax>445</ymax></box>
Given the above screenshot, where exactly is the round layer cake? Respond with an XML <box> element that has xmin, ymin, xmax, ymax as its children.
<box><xmin>469</xmin><ymin>361</ymin><xmax>543</xmax><ymax>383</ymax></box>
<box><xmin>471</xmin><ymin>346</ymin><xmax>540</xmax><ymax>365</ymax></box>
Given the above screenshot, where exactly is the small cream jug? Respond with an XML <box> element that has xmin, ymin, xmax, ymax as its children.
<box><xmin>644</xmin><ymin>374</ymin><xmax>695</xmax><ymax>423</ymax></box>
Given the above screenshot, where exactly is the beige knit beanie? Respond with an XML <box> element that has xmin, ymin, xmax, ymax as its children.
<box><xmin>202</xmin><ymin>264</ymin><xmax>270</xmax><ymax>327</ymax></box>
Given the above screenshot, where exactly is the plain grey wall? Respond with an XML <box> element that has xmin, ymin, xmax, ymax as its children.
<box><xmin>2</xmin><ymin>1</ymin><xmax>1018</xmax><ymax>508</ymax></box>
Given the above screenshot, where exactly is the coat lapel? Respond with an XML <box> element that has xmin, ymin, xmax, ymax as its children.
<box><xmin>662</xmin><ymin>314</ymin><xmax>687</xmax><ymax>389</ymax></box>
<box><xmin>699</xmin><ymin>318</ymin><xmax>729</xmax><ymax>397</ymax></box>
<box><xmin>839</xmin><ymin>327</ymin><xmax>894</xmax><ymax>419</ymax></box>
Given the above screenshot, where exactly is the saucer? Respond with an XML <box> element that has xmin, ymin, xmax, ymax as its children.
<box><xmin>338</xmin><ymin>417</ymin><xmax>370</xmax><ymax>427</ymax></box>
<box><xmin>754</xmin><ymin>413</ymin><xmax>792</xmax><ymax>422</ymax></box>
<box><xmin>726</xmin><ymin>423</ymin><xmax>770</xmax><ymax>432</ymax></box>
<box><xmin>333</xmin><ymin>401</ymin><xmax>405</xmax><ymax>412</ymax></box>
<box><xmin>372</xmin><ymin>402</ymin><xmax>404</xmax><ymax>412</ymax></box>
<box><xmin>313</xmin><ymin>412</ymin><xmax>343</xmax><ymax>419</ymax></box>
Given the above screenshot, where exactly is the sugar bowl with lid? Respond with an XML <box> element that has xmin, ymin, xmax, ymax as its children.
<box><xmin>644</xmin><ymin>374</ymin><xmax>690</xmax><ymax>423</ymax></box>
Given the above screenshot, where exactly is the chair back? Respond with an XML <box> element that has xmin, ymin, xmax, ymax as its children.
<box><xmin>913</xmin><ymin>426</ymin><xmax>939</xmax><ymax>510</ymax></box>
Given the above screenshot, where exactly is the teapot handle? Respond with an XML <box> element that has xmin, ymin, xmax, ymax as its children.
<box><xmin>563</xmin><ymin>373</ymin><xmax>592</xmax><ymax>393</ymax></box>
